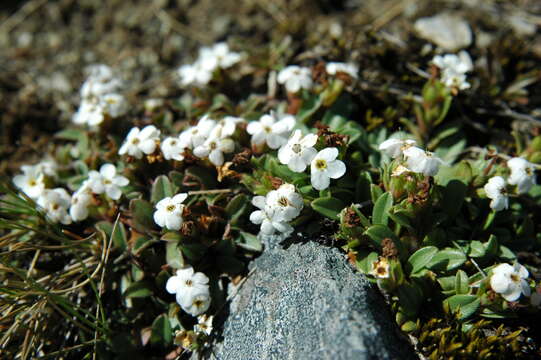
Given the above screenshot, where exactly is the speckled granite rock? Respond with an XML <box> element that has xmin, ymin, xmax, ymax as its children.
<box><xmin>204</xmin><ymin>242</ymin><xmax>415</xmax><ymax>360</ymax></box>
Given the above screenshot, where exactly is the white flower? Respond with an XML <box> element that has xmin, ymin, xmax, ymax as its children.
<box><xmin>153</xmin><ymin>193</ymin><xmax>188</xmax><ymax>230</ymax></box>
<box><xmin>209</xmin><ymin>42</ymin><xmax>241</xmax><ymax>68</ymax></box>
<box><xmin>325</xmin><ymin>62</ymin><xmax>358</xmax><ymax>79</ymax></box>
<box><xmin>165</xmin><ymin>266</ymin><xmax>211</xmax><ymax>317</ymax></box>
<box><xmin>144</xmin><ymin>98</ymin><xmax>164</xmax><ymax>113</ymax></box>
<box><xmin>178</xmin><ymin>116</ymin><xmax>216</xmax><ymax>149</ymax></box>
<box><xmin>33</xmin><ymin>158</ymin><xmax>58</xmax><ymax>178</ymax></box>
<box><xmin>249</xmin><ymin>196</ymin><xmax>294</xmax><ymax>236</ymax></box>
<box><xmin>166</xmin><ymin>266</ymin><xmax>209</xmax><ymax>298</ymax></box>
<box><xmin>507</xmin><ymin>157</ymin><xmax>536</xmax><ymax>194</ymax></box>
<box><xmin>403</xmin><ymin>146</ymin><xmax>443</xmax><ymax>176</ymax></box>
<box><xmin>178</xmin><ymin>61</ymin><xmax>213</xmax><ymax>87</ymax></box>
<box><xmin>246</xmin><ymin>112</ymin><xmax>296</xmax><ymax>149</ymax></box>
<box><xmin>193</xmin><ymin>124</ymin><xmax>235</xmax><ymax>166</ymax></box>
<box><xmin>100</xmin><ymin>93</ymin><xmax>128</xmax><ymax>118</ymax></box>
<box><xmin>37</xmin><ymin>188</ymin><xmax>72</xmax><ymax>225</ymax></box>
<box><xmin>195</xmin><ymin>315</ymin><xmax>214</xmax><ymax>335</ymax></box>
<box><xmin>391</xmin><ymin>164</ymin><xmax>411</xmax><ymax>177</ymax></box>
<box><xmin>278</xmin><ymin>130</ymin><xmax>318</xmax><ymax>172</ymax></box>
<box><xmin>484</xmin><ymin>176</ymin><xmax>509</xmax><ymax>212</ymax></box>
<box><xmin>118</xmin><ymin>125</ymin><xmax>161</xmax><ymax>159</ymax></box>
<box><xmin>432</xmin><ymin>51</ymin><xmax>473</xmax><ymax>91</ymax></box>
<box><xmin>183</xmin><ymin>291</ymin><xmax>211</xmax><ymax>317</ymax></box>
<box><xmin>440</xmin><ymin>70</ymin><xmax>470</xmax><ymax>90</ymax></box>
<box><xmin>13</xmin><ymin>165</ymin><xmax>46</xmax><ymax>199</ymax></box>
<box><xmin>80</xmin><ymin>64</ymin><xmax>123</xmax><ymax>99</ymax></box>
<box><xmin>72</xmin><ymin>99</ymin><xmax>104</xmax><ymax>126</ymax></box>
<box><xmin>217</xmin><ymin>116</ymin><xmax>244</xmax><ymax>137</ymax></box>
<box><xmin>310</xmin><ymin>148</ymin><xmax>346</xmax><ymax>190</ymax></box>
<box><xmin>370</xmin><ymin>257</ymin><xmax>390</xmax><ymax>279</ymax></box>
<box><xmin>160</xmin><ymin>137</ymin><xmax>185</xmax><ymax>161</ymax></box>
<box><xmin>69</xmin><ymin>180</ymin><xmax>93</xmax><ymax>222</ymax></box>
<box><xmin>432</xmin><ymin>51</ymin><xmax>473</xmax><ymax>74</ymax></box>
<box><xmin>87</xmin><ymin>163</ymin><xmax>129</xmax><ymax>200</ymax></box>
<box><xmin>490</xmin><ymin>262</ymin><xmax>530</xmax><ymax>302</ymax></box>
<box><xmin>277</xmin><ymin>65</ymin><xmax>313</xmax><ymax>93</ymax></box>
<box><xmin>265</xmin><ymin>184</ymin><xmax>304</xmax><ymax>222</ymax></box>
<box><xmin>378</xmin><ymin>138</ymin><xmax>416</xmax><ymax>159</ymax></box>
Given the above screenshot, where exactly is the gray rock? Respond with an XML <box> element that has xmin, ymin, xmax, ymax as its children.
<box><xmin>204</xmin><ymin>242</ymin><xmax>415</xmax><ymax>360</ymax></box>
<box><xmin>414</xmin><ymin>13</ymin><xmax>472</xmax><ymax>51</ymax></box>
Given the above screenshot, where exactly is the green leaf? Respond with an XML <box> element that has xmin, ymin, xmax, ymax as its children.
<box><xmin>435</xmin><ymin>160</ymin><xmax>473</xmax><ymax>186</ymax></box>
<box><xmin>225</xmin><ymin>194</ymin><xmax>249</xmax><ymax>224</ymax></box>
<box><xmin>237</xmin><ymin>231</ymin><xmax>262</xmax><ymax>252</ymax></box>
<box><xmin>311</xmin><ymin>197</ymin><xmax>346</xmax><ymax>220</ymax></box>
<box><xmin>129</xmin><ymin>199</ymin><xmax>156</xmax><ymax>233</ymax></box>
<box><xmin>441</xmin><ymin>180</ymin><xmax>467</xmax><ymax>219</ymax></box>
<box><xmin>95</xmin><ymin>220</ymin><xmax>128</xmax><ymax>251</ymax></box>
<box><xmin>363</xmin><ymin>224</ymin><xmax>395</xmax><ymax>247</ymax></box>
<box><xmin>151</xmin><ymin>314</ymin><xmax>172</xmax><ymax>346</ymax></box>
<box><xmin>370</xmin><ymin>184</ymin><xmax>383</xmax><ymax>204</ymax></box>
<box><xmin>123</xmin><ymin>280</ymin><xmax>153</xmax><ymax>298</ymax></box>
<box><xmin>184</xmin><ymin>166</ymin><xmax>218</xmax><ymax>189</ymax></box>
<box><xmin>498</xmin><ymin>245</ymin><xmax>516</xmax><ymax>260</ymax></box>
<box><xmin>397</xmin><ymin>282</ymin><xmax>423</xmax><ymax>316</ymax></box>
<box><xmin>372</xmin><ymin>192</ymin><xmax>392</xmax><ymax>225</ymax></box>
<box><xmin>468</xmin><ymin>241</ymin><xmax>486</xmax><ymax>258</ymax></box>
<box><xmin>438</xmin><ymin>276</ymin><xmax>456</xmax><ymax>295</ymax></box>
<box><xmin>407</xmin><ymin>246</ymin><xmax>438</xmax><ymax>274</ymax></box>
<box><xmin>389</xmin><ymin>210</ymin><xmax>412</xmax><ymax>229</ymax></box>
<box><xmin>179</xmin><ymin>241</ymin><xmax>207</xmax><ymax>263</ymax></box>
<box><xmin>297</xmin><ymin>92</ymin><xmax>322</xmax><ymax>123</ymax></box>
<box><xmin>166</xmin><ymin>241</ymin><xmax>184</xmax><ymax>269</ymax></box>
<box><xmin>485</xmin><ymin>235</ymin><xmax>498</xmax><ymax>256</ymax></box>
<box><xmin>454</xmin><ymin>270</ymin><xmax>469</xmax><ymax>295</ymax></box>
<box><xmin>356</xmin><ymin>251</ymin><xmax>378</xmax><ymax>274</ymax></box>
<box><xmin>151</xmin><ymin>175</ymin><xmax>175</xmax><ymax>203</ymax></box>
<box><xmin>446</xmin><ymin>294</ymin><xmax>480</xmax><ymax>320</ymax></box>
<box><xmin>55</xmin><ymin>128</ymin><xmax>86</xmax><ymax>141</ymax></box>
<box><xmin>428</xmin><ymin>248</ymin><xmax>467</xmax><ymax>271</ymax></box>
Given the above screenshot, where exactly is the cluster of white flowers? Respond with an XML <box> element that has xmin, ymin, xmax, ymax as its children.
<box><xmin>378</xmin><ymin>138</ymin><xmax>443</xmax><ymax>176</ymax></box>
<box><xmin>247</xmin><ymin>112</ymin><xmax>296</xmax><ymax>150</ymax></box>
<box><xmin>119</xmin><ymin>125</ymin><xmax>161</xmax><ymax>159</ymax></box>
<box><xmin>13</xmin><ymin>160</ymin><xmax>128</xmax><ymax>224</ymax></box>
<box><xmin>194</xmin><ymin>315</ymin><xmax>213</xmax><ymax>336</ymax></box>
<box><xmin>178</xmin><ymin>42</ymin><xmax>241</xmax><ymax>87</ymax></box>
<box><xmin>484</xmin><ymin>157</ymin><xmax>536</xmax><ymax>211</ymax></box>
<box><xmin>153</xmin><ymin>193</ymin><xmax>188</xmax><ymax>231</ymax></box>
<box><xmin>166</xmin><ymin>266</ymin><xmax>211</xmax><ymax>317</ymax></box>
<box><xmin>432</xmin><ymin>51</ymin><xmax>473</xmax><ymax>91</ymax></box>
<box><xmin>490</xmin><ymin>262</ymin><xmax>530</xmax><ymax>302</ymax></box>
<box><xmin>118</xmin><ymin>117</ymin><xmax>244</xmax><ymax>166</ymax></box>
<box><xmin>249</xmin><ymin>183</ymin><xmax>303</xmax><ymax>238</ymax></box>
<box><xmin>73</xmin><ymin>64</ymin><xmax>128</xmax><ymax>126</ymax></box>
<box><xmin>325</xmin><ymin>62</ymin><xmax>359</xmax><ymax>79</ymax></box>
<box><xmin>276</xmin><ymin>129</ymin><xmax>346</xmax><ymax>190</ymax></box>
<box><xmin>277</xmin><ymin>65</ymin><xmax>313</xmax><ymax>93</ymax></box>
<box><xmin>13</xmin><ymin>161</ymin><xmax>57</xmax><ymax>200</ymax></box>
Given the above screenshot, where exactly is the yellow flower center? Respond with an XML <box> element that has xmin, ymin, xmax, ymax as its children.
<box><xmin>166</xmin><ymin>204</ymin><xmax>176</xmax><ymax>212</ymax></box>
<box><xmin>315</xmin><ymin>159</ymin><xmax>327</xmax><ymax>170</ymax></box>
<box><xmin>278</xmin><ymin>197</ymin><xmax>289</xmax><ymax>207</ymax></box>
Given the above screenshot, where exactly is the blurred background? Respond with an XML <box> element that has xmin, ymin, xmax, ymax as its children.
<box><xmin>1</xmin><ymin>0</ymin><xmax>540</xmax><ymax>174</ymax></box>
